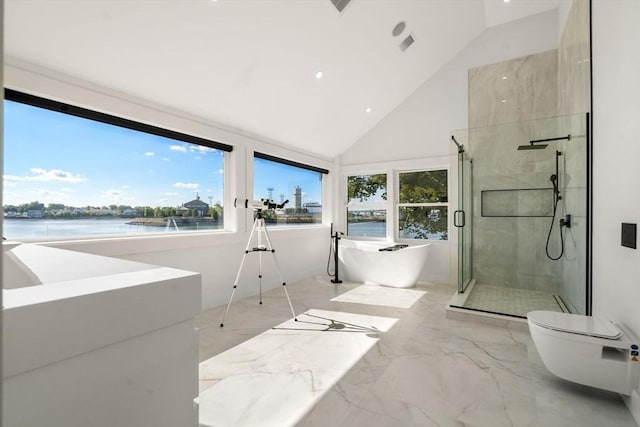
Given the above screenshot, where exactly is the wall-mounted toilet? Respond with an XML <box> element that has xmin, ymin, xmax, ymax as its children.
<box><xmin>528</xmin><ymin>310</ymin><xmax>639</xmax><ymax>395</ymax></box>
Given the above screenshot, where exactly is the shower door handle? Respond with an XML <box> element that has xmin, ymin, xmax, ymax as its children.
<box><xmin>454</xmin><ymin>210</ymin><xmax>465</xmax><ymax>228</ymax></box>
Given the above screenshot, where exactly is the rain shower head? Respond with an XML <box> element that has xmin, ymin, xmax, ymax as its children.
<box><xmin>517</xmin><ymin>134</ymin><xmax>571</xmax><ymax>151</ymax></box>
<box><xmin>517</xmin><ymin>143</ymin><xmax>548</xmax><ymax>150</ymax></box>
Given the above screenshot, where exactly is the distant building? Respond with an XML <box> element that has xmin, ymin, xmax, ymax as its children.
<box><xmin>182</xmin><ymin>194</ymin><xmax>209</xmax><ymax>217</ymax></box>
<box><xmin>176</xmin><ymin>206</ymin><xmax>189</xmax><ymax>217</ymax></box>
<box><xmin>303</xmin><ymin>202</ymin><xmax>322</xmax><ymax>214</ymax></box>
<box><xmin>27</xmin><ymin>210</ymin><xmax>43</xmax><ymax>218</ymax></box>
<box><xmin>293</xmin><ymin>186</ymin><xmax>302</xmax><ymax>209</ymax></box>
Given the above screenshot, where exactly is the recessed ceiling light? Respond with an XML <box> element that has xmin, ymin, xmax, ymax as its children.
<box><xmin>501</xmin><ymin>76</ymin><xmax>508</xmax><ymax>80</ymax></box>
<box><xmin>315</xmin><ymin>71</ymin><xmax>323</xmax><ymax>79</ymax></box>
<box><xmin>501</xmin><ymin>99</ymin><xmax>507</xmax><ymax>103</ymax></box>
<box><xmin>504</xmin><ymin>0</ymin><xmax>511</xmax><ymax>3</ymax></box>
<box><xmin>365</xmin><ymin>107</ymin><xmax>372</xmax><ymax>113</ymax></box>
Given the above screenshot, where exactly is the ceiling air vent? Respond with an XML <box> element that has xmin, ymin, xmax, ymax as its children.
<box><xmin>399</xmin><ymin>34</ymin><xmax>415</xmax><ymax>52</ymax></box>
<box><xmin>330</xmin><ymin>0</ymin><xmax>351</xmax><ymax>13</ymax></box>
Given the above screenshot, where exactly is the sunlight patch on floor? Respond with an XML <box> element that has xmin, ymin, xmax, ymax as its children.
<box><xmin>330</xmin><ymin>284</ymin><xmax>426</xmax><ymax>309</ymax></box>
<box><xmin>198</xmin><ymin>309</ymin><xmax>397</xmax><ymax>427</ymax></box>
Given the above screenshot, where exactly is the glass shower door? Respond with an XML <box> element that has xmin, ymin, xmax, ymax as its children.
<box><xmin>453</xmin><ymin>134</ymin><xmax>473</xmax><ymax>294</ymax></box>
<box><xmin>460</xmin><ymin>152</ymin><xmax>473</xmax><ymax>293</ymax></box>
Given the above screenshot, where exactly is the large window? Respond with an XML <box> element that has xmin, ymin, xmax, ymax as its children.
<box><xmin>3</xmin><ymin>90</ymin><xmax>230</xmax><ymax>239</ymax></box>
<box><xmin>398</xmin><ymin>170</ymin><xmax>448</xmax><ymax>240</ymax></box>
<box><xmin>253</xmin><ymin>153</ymin><xmax>325</xmax><ymax>227</ymax></box>
<box><xmin>346</xmin><ymin>173</ymin><xmax>387</xmax><ymax>237</ymax></box>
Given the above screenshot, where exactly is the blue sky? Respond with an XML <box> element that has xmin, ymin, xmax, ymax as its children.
<box><xmin>253</xmin><ymin>157</ymin><xmax>322</xmax><ymax>206</ymax></box>
<box><xmin>3</xmin><ymin>100</ymin><xmax>322</xmax><ymax>208</ymax></box>
<box><xmin>3</xmin><ymin>100</ymin><xmax>224</xmax><ymax>208</ymax></box>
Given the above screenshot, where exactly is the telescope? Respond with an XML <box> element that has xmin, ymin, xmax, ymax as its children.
<box><xmin>234</xmin><ymin>198</ymin><xmax>289</xmax><ymax>210</ymax></box>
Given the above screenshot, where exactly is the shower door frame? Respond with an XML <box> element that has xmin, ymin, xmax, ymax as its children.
<box><xmin>455</xmin><ymin>148</ymin><xmax>473</xmax><ymax>294</ymax></box>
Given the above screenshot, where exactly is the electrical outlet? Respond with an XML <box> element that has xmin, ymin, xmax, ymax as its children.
<box><xmin>621</xmin><ymin>223</ymin><xmax>637</xmax><ymax>249</ymax></box>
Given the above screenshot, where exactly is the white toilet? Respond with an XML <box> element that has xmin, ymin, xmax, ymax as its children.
<box><xmin>528</xmin><ymin>310</ymin><xmax>639</xmax><ymax>395</ymax></box>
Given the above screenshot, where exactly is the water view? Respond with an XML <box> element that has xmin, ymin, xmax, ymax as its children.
<box><xmin>3</xmin><ymin>218</ymin><xmax>223</xmax><ymax>240</ymax></box>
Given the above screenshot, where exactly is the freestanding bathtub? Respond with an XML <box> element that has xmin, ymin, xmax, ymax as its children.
<box><xmin>338</xmin><ymin>239</ymin><xmax>430</xmax><ymax>288</ymax></box>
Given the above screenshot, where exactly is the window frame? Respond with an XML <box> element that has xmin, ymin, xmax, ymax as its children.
<box><xmin>344</xmin><ymin>172</ymin><xmax>390</xmax><ymax>239</ymax></box>
<box><xmin>3</xmin><ymin>89</ymin><xmax>232</xmax><ymax>240</ymax></box>
<box><xmin>251</xmin><ymin>152</ymin><xmax>327</xmax><ymax>228</ymax></box>
<box><xmin>396</xmin><ymin>168</ymin><xmax>449</xmax><ymax>241</ymax></box>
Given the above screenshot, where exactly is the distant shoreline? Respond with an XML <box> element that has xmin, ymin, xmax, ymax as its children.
<box><xmin>126</xmin><ymin>217</ymin><xmax>219</xmax><ymax>227</ymax></box>
<box><xmin>4</xmin><ymin>217</ymin><xmax>135</xmax><ymax>221</ymax></box>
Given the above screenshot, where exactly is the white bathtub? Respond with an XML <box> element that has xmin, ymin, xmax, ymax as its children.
<box><xmin>338</xmin><ymin>239</ymin><xmax>430</xmax><ymax>288</ymax></box>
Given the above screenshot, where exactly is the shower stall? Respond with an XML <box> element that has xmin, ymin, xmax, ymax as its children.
<box><xmin>450</xmin><ymin>113</ymin><xmax>590</xmax><ymax>318</ymax></box>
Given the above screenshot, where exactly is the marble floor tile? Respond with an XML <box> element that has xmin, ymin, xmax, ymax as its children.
<box><xmin>330</xmin><ymin>284</ymin><xmax>426</xmax><ymax>308</ymax></box>
<box><xmin>198</xmin><ymin>309</ymin><xmax>398</xmax><ymax>427</ymax></box>
<box><xmin>196</xmin><ymin>276</ymin><xmax>638</xmax><ymax>427</ymax></box>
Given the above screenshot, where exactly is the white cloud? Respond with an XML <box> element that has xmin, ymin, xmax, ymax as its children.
<box><xmin>31</xmin><ymin>168</ymin><xmax>87</xmax><ymax>183</ymax></box>
<box><xmin>218</xmin><ymin>169</ymin><xmax>224</xmax><ymax>174</ymax></box>
<box><xmin>173</xmin><ymin>182</ymin><xmax>199</xmax><ymax>190</ymax></box>
<box><xmin>162</xmin><ymin>157</ymin><xmax>170</xmax><ymax>162</ymax></box>
<box><xmin>3</xmin><ymin>168</ymin><xmax>87</xmax><ymax>184</ymax></box>
<box><xmin>170</xmin><ymin>145</ymin><xmax>187</xmax><ymax>153</ymax></box>
<box><xmin>162</xmin><ymin>192</ymin><xmax>179</xmax><ymax>196</ymax></box>
<box><xmin>4</xmin><ymin>175</ymin><xmax>22</xmax><ymax>182</ymax></box>
<box><xmin>145</xmin><ymin>152</ymin><xmax>155</xmax><ymax>157</ymax></box>
<box><xmin>193</xmin><ymin>145</ymin><xmax>216</xmax><ymax>154</ymax></box>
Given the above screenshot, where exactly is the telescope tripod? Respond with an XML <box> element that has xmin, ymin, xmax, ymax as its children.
<box><xmin>220</xmin><ymin>210</ymin><xmax>297</xmax><ymax>327</ymax></box>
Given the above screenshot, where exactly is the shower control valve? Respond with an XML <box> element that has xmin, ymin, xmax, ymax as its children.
<box><xmin>560</xmin><ymin>214</ymin><xmax>572</xmax><ymax>228</ymax></box>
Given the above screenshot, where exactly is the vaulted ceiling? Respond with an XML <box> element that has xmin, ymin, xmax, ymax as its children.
<box><xmin>4</xmin><ymin>0</ymin><xmax>561</xmax><ymax>158</ymax></box>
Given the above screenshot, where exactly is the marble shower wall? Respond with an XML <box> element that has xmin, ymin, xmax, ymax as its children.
<box><xmin>557</xmin><ymin>0</ymin><xmax>591</xmax><ymax>314</ymax></box>
<box><xmin>557</xmin><ymin>114</ymin><xmax>588</xmax><ymax>314</ymax></box>
<box><xmin>467</xmin><ymin>118</ymin><xmax>563</xmax><ymax>293</ymax></box>
<box><xmin>558</xmin><ymin>0</ymin><xmax>591</xmax><ymax>116</ymax></box>
<box><xmin>468</xmin><ymin>51</ymin><xmax>561</xmax><ymax>293</ymax></box>
<box><xmin>468</xmin><ymin>49</ymin><xmax>558</xmax><ymax>129</ymax></box>
<box><xmin>465</xmin><ymin>0</ymin><xmax>590</xmax><ymax>308</ymax></box>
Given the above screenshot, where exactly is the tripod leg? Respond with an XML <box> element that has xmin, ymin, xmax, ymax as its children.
<box><xmin>257</xmin><ymin>219</ymin><xmax>264</xmax><ymax>305</ymax></box>
<box><xmin>262</xmin><ymin>225</ymin><xmax>297</xmax><ymax>321</ymax></box>
<box><xmin>219</xmin><ymin>251</ymin><xmax>251</xmax><ymax>327</ymax></box>
<box><xmin>258</xmin><ymin>250</ymin><xmax>263</xmax><ymax>305</ymax></box>
<box><xmin>220</xmin><ymin>219</ymin><xmax>260</xmax><ymax>327</ymax></box>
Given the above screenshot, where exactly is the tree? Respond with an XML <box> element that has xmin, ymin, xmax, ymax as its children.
<box><xmin>398</xmin><ymin>170</ymin><xmax>447</xmax><ymax>203</ymax></box>
<box><xmin>397</xmin><ymin>171</ymin><xmax>448</xmax><ymax>240</ymax></box>
<box><xmin>27</xmin><ymin>201</ymin><xmax>45</xmax><ymax>211</ymax></box>
<box><xmin>348</xmin><ymin>174</ymin><xmax>387</xmax><ymax>202</ymax></box>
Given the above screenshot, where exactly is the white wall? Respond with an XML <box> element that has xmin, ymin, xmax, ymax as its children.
<box><xmin>4</xmin><ymin>60</ymin><xmax>334</xmax><ymax>311</ymax></box>
<box><xmin>338</xmin><ymin>10</ymin><xmax>560</xmax><ymax>285</ymax></box>
<box><xmin>592</xmin><ymin>0</ymin><xmax>640</xmax><ymax>421</ymax></box>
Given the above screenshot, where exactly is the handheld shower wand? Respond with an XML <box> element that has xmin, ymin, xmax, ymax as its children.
<box><xmin>545</xmin><ymin>151</ymin><xmax>570</xmax><ymax>260</ymax></box>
